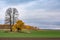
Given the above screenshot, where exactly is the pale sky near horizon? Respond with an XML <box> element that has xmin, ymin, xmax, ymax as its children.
<box><xmin>0</xmin><ymin>0</ymin><xmax>60</xmax><ymax>29</ymax></box>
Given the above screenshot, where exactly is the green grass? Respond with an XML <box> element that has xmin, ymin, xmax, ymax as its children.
<box><xmin>0</xmin><ymin>30</ymin><xmax>60</xmax><ymax>38</ymax></box>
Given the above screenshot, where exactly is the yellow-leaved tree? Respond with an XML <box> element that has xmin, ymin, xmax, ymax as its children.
<box><xmin>12</xmin><ymin>20</ymin><xmax>24</xmax><ymax>32</ymax></box>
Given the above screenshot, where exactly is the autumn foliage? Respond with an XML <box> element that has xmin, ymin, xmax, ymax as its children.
<box><xmin>12</xmin><ymin>20</ymin><xmax>39</xmax><ymax>32</ymax></box>
<box><xmin>12</xmin><ymin>20</ymin><xmax>24</xmax><ymax>32</ymax></box>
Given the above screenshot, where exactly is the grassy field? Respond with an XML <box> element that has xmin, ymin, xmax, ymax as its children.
<box><xmin>0</xmin><ymin>30</ymin><xmax>60</xmax><ymax>38</ymax></box>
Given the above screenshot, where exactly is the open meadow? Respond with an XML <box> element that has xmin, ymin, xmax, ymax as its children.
<box><xmin>0</xmin><ymin>29</ymin><xmax>60</xmax><ymax>38</ymax></box>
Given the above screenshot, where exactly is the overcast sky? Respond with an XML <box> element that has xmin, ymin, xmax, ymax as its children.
<box><xmin>0</xmin><ymin>0</ymin><xmax>60</xmax><ymax>29</ymax></box>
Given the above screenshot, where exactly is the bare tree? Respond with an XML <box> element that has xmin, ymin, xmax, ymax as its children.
<box><xmin>13</xmin><ymin>8</ymin><xmax>18</xmax><ymax>25</ymax></box>
<box><xmin>5</xmin><ymin>8</ymin><xmax>19</xmax><ymax>31</ymax></box>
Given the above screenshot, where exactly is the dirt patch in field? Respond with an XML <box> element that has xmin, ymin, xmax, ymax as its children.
<box><xmin>0</xmin><ymin>38</ymin><xmax>60</xmax><ymax>40</ymax></box>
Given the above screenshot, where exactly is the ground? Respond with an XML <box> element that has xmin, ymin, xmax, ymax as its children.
<box><xmin>0</xmin><ymin>29</ymin><xmax>60</xmax><ymax>38</ymax></box>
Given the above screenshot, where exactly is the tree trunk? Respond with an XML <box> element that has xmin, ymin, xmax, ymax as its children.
<box><xmin>10</xmin><ymin>15</ymin><xmax>12</xmax><ymax>32</ymax></box>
